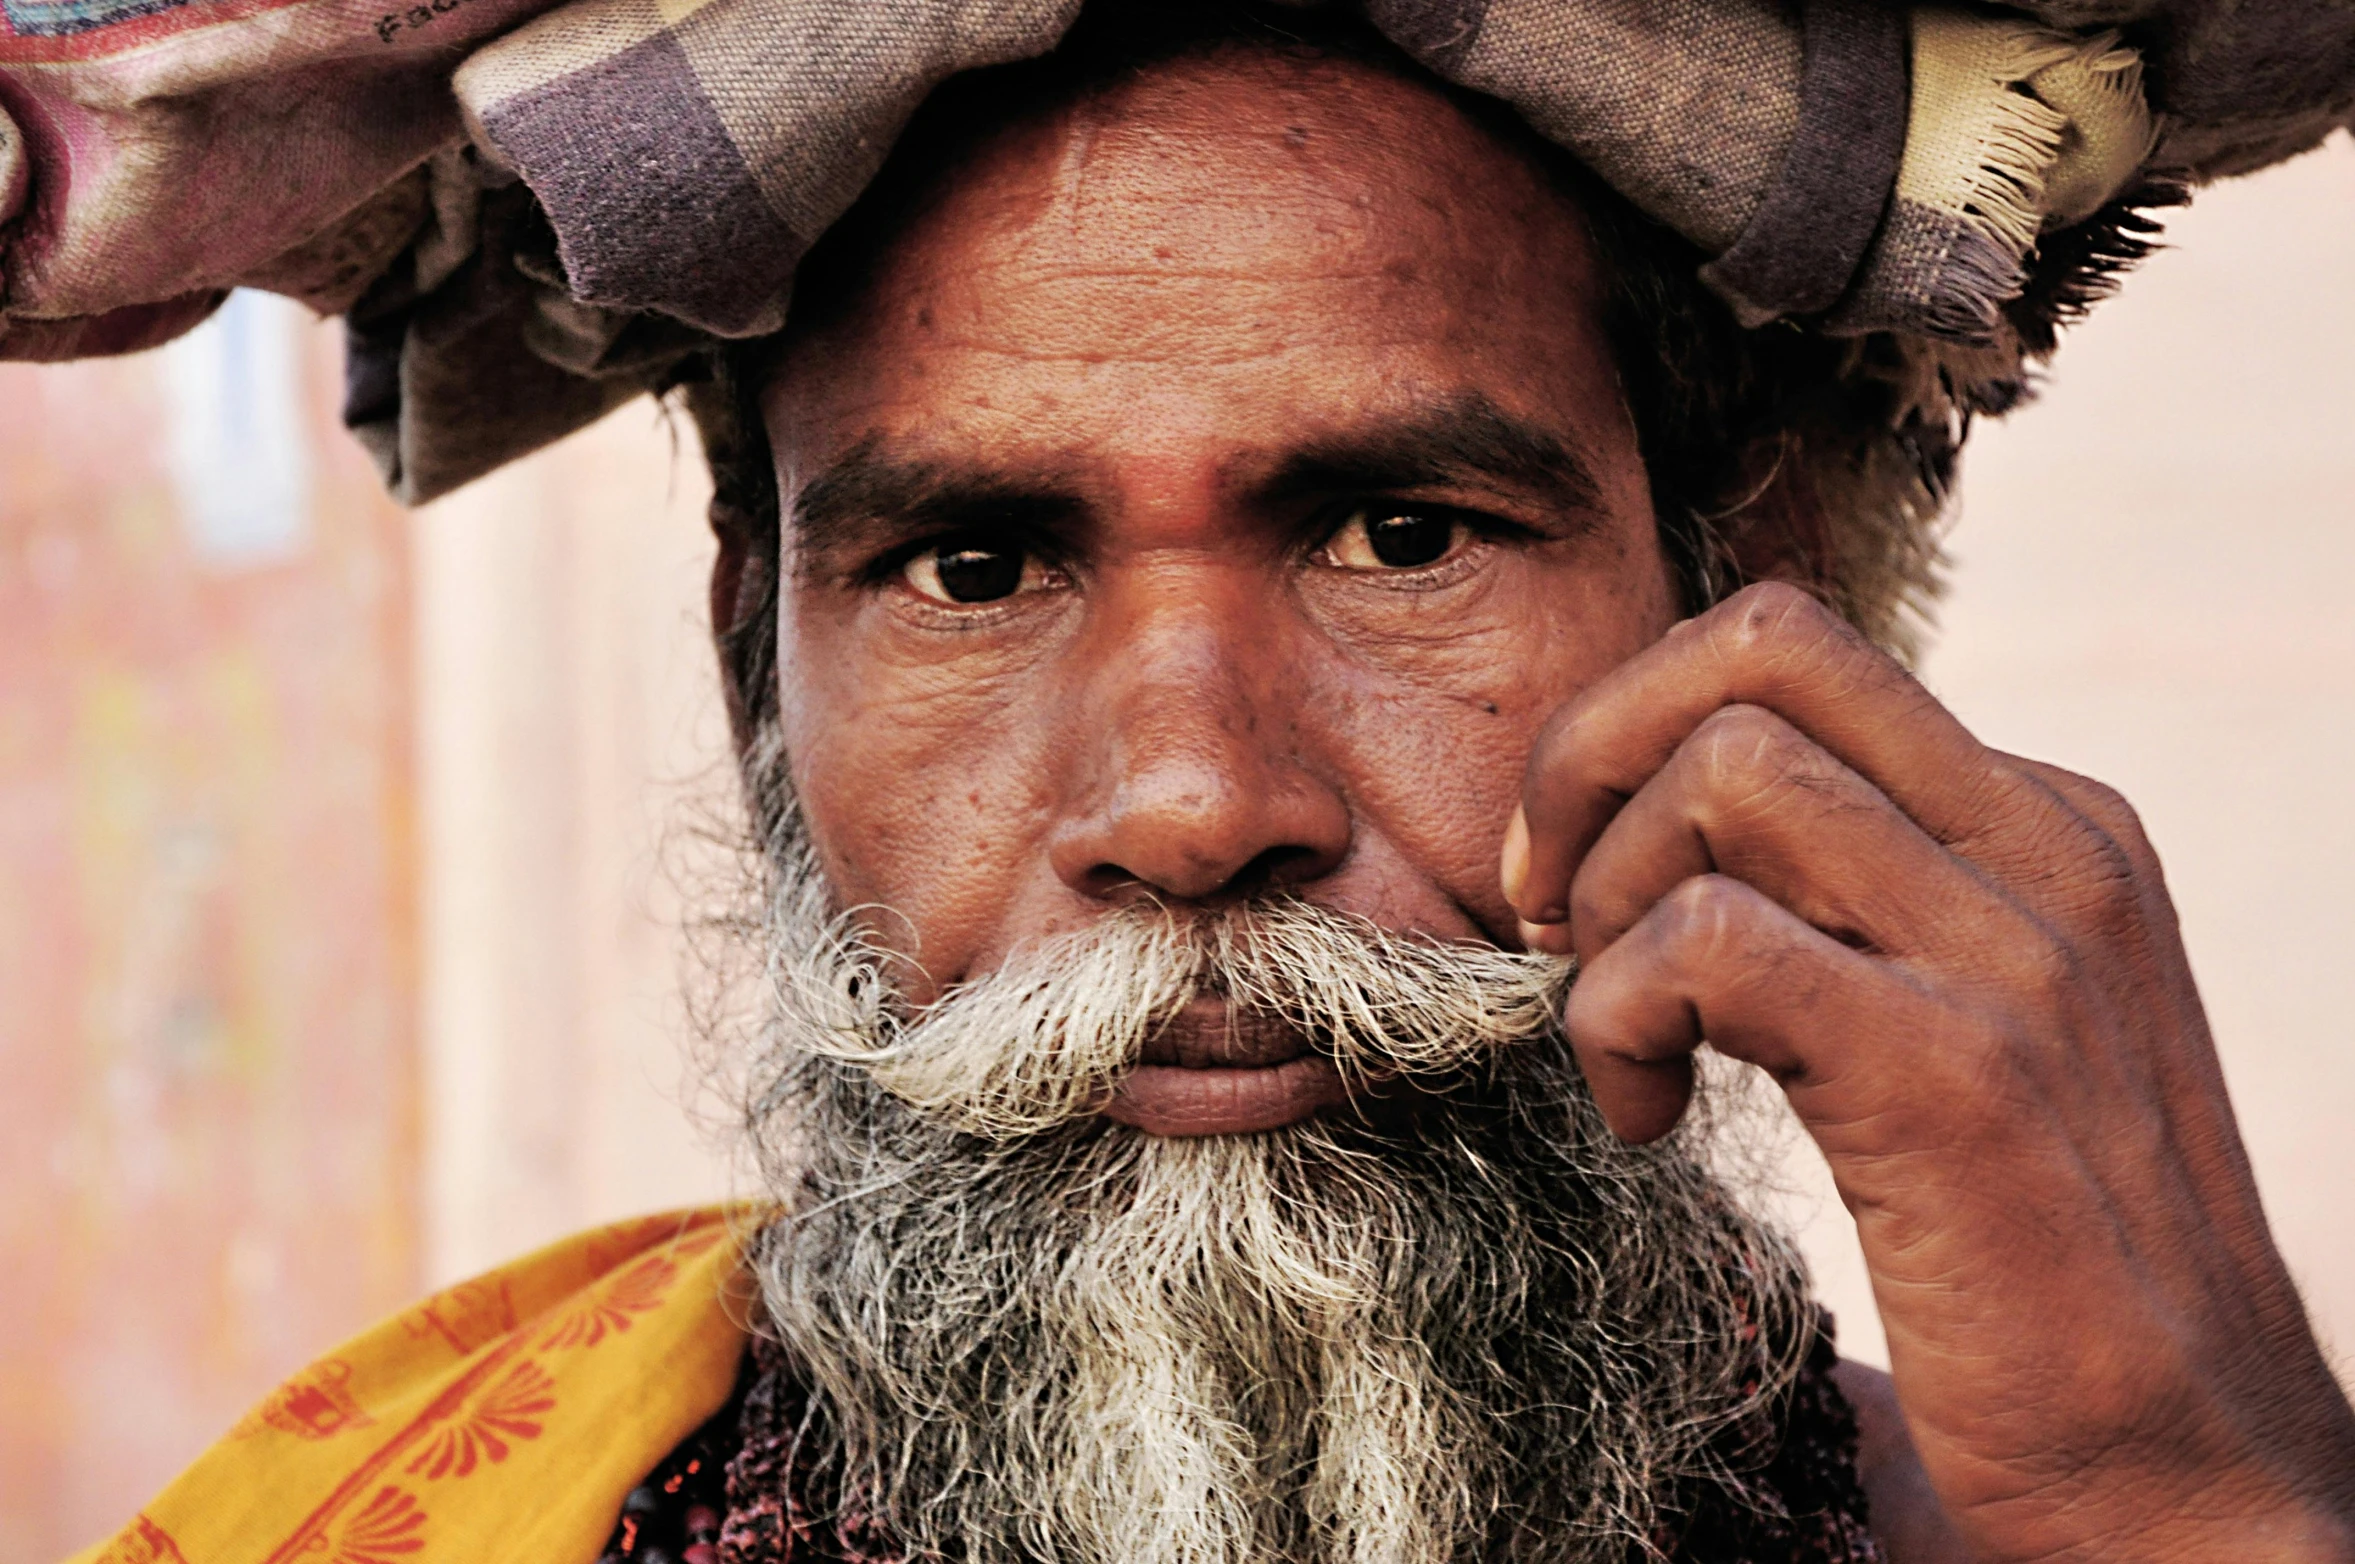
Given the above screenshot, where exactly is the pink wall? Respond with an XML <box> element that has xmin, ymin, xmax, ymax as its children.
<box><xmin>0</xmin><ymin>302</ymin><xmax>420</xmax><ymax>1561</ymax></box>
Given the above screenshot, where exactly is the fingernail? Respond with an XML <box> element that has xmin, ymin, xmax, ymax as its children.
<box><xmin>1517</xmin><ymin>918</ymin><xmax>1572</xmax><ymax>955</ymax></box>
<box><xmin>1500</xmin><ymin>806</ymin><xmax>1530</xmax><ymax>905</ymax></box>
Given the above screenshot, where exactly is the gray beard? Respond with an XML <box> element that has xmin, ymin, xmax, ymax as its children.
<box><xmin>725</xmin><ymin>750</ymin><xmax>1816</xmax><ymax>1564</ymax></box>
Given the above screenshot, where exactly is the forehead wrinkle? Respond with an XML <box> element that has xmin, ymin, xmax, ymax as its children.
<box><xmin>912</xmin><ymin>278</ymin><xmax>1469</xmax><ymax>370</ymax></box>
<box><xmin>974</xmin><ymin>82</ymin><xmax>1512</xmax><ymax>302</ymax></box>
<box><xmin>922</xmin><ymin>335</ymin><xmax>1398</xmax><ymax>370</ymax></box>
<box><xmin>1036</xmin><ymin>76</ymin><xmax>1397</xmax><ymax>219</ymax></box>
<box><xmin>914</xmin><ymin>179</ymin><xmax>1551</xmax><ymax>369</ymax></box>
<box><xmin>778</xmin><ymin>60</ymin><xmax>1608</xmax><ymax>417</ymax></box>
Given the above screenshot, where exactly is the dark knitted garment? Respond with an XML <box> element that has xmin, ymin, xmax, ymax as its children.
<box><xmin>1663</xmin><ymin>1324</ymin><xmax>1882</xmax><ymax>1563</ymax></box>
<box><xmin>596</xmin><ymin>1403</ymin><xmax>736</xmax><ymax>1564</ymax></box>
<box><xmin>601</xmin><ymin>1324</ymin><xmax>1880</xmax><ymax>1564</ymax></box>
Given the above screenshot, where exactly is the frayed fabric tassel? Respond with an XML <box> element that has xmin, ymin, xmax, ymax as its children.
<box><xmin>2007</xmin><ymin>174</ymin><xmax>2190</xmax><ymax>357</ymax></box>
<box><xmin>1828</xmin><ymin>5</ymin><xmax>2155</xmax><ymax>344</ymax></box>
<box><xmin>2030</xmin><ymin>37</ymin><xmax>2163</xmax><ymax>227</ymax></box>
<box><xmin>1906</xmin><ymin>8</ymin><xmax>2077</xmax><ymax>260</ymax></box>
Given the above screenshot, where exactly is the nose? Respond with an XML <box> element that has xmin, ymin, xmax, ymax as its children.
<box><xmin>1046</xmin><ymin>581</ymin><xmax>1352</xmax><ymax>905</ymax></box>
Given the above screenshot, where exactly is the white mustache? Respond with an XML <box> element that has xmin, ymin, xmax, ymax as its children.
<box><xmin>769</xmin><ymin>896</ymin><xmax>1575</xmax><ymax>1140</ymax></box>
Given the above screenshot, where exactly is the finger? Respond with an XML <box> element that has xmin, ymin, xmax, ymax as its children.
<box><xmin>1507</xmin><ymin>583</ymin><xmax>2007</xmax><ymax>928</ymax></box>
<box><xmin>1951</xmin><ymin>751</ymin><xmax>2202</xmax><ymax>993</ymax></box>
<box><xmin>2003</xmin><ymin>754</ymin><xmax>2216</xmax><ymax>1076</ymax></box>
<box><xmin>2005</xmin><ymin>753</ymin><xmax>2171</xmax><ymax>900</ymax></box>
<box><xmin>1551</xmin><ymin>702</ymin><xmax>1987</xmax><ymax>963</ymax></box>
<box><xmin>1564</xmin><ymin>873</ymin><xmax>1936</xmax><ymax>1146</ymax></box>
<box><xmin>2006</xmin><ymin>756</ymin><xmax>2149</xmax><ymax>860</ymax></box>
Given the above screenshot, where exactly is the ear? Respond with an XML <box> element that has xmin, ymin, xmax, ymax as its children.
<box><xmin>710</xmin><ymin>510</ymin><xmax>753</xmax><ymax>641</ymax></box>
<box><xmin>708</xmin><ymin>501</ymin><xmax>770</xmax><ymax>757</ymax></box>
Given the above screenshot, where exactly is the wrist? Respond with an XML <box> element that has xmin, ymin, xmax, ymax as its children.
<box><xmin>1960</xmin><ymin>1394</ymin><xmax>2355</xmax><ymax>1563</ymax></box>
<box><xmin>2065</xmin><ymin>1440</ymin><xmax>2355</xmax><ymax>1564</ymax></box>
<box><xmin>2126</xmin><ymin>1500</ymin><xmax>2355</xmax><ymax>1564</ymax></box>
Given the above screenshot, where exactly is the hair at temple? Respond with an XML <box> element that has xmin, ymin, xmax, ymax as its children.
<box><xmin>682</xmin><ymin>0</ymin><xmax>1960</xmax><ymax>761</ymax></box>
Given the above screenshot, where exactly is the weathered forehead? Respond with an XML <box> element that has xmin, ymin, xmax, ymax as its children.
<box><xmin>765</xmin><ymin>46</ymin><xmax>1615</xmax><ymax>464</ymax></box>
<box><xmin>947</xmin><ymin>48</ymin><xmax>1587</xmax><ymax>273</ymax></box>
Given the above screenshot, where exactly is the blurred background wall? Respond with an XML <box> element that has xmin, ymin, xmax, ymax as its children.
<box><xmin>0</xmin><ymin>296</ymin><xmax>420</xmax><ymax>1558</ymax></box>
<box><xmin>1</xmin><ymin>131</ymin><xmax>2348</xmax><ymax>1562</ymax></box>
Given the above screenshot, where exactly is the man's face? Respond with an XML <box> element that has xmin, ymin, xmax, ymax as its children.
<box><xmin>762</xmin><ymin>47</ymin><xmax>1677</xmax><ymax>1133</ymax></box>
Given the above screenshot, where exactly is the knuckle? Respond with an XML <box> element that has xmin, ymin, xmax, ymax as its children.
<box><xmin>1982</xmin><ymin>915</ymin><xmax>2082</xmax><ymax>1010</ymax></box>
<box><xmin>1725</xmin><ymin>578</ymin><xmax>1826</xmax><ymax>633</ymax></box>
<box><xmin>2071</xmin><ymin>830</ymin><xmax>2147</xmax><ymax>931</ymax></box>
<box><xmin>2076</xmin><ymin>777</ymin><xmax>2155</xmax><ymax>859</ymax></box>
<box><xmin>1684</xmin><ymin>705</ymin><xmax>1816</xmax><ymax>823</ymax></box>
<box><xmin>2008</xmin><ymin>794</ymin><xmax>2147</xmax><ymax>932</ymax></box>
<box><xmin>1658</xmin><ymin>874</ymin><xmax>1752</xmax><ymax>957</ymax></box>
<box><xmin>1687</xmin><ymin>706</ymin><xmax>1773</xmax><ymax>791</ymax></box>
<box><xmin>2066</xmin><ymin>770</ymin><xmax>2131</xmax><ymax>822</ymax></box>
<box><xmin>1708</xmin><ymin>582</ymin><xmax>1903</xmax><ymax>713</ymax></box>
<box><xmin>1715</xmin><ymin>580</ymin><xmax>1847</xmax><ymax>662</ymax></box>
<box><xmin>2001</xmin><ymin>755</ymin><xmax>2159</xmax><ymax>863</ymax></box>
<box><xmin>1690</xmin><ymin>701</ymin><xmax>1785</xmax><ymax>761</ymax></box>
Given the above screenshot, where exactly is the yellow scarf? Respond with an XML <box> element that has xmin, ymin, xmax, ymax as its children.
<box><xmin>68</xmin><ymin>1206</ymin><xmax>754</xmax><ymax>1564</ymax></box>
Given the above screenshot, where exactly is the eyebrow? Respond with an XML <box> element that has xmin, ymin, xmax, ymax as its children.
<box><xmin>788</xmin><ymin>437</ymin><xmax>1084</xmax><ymax>569</ymax></box>
<box><xmin>1257</xmin><ymin>394</ymin><xmax>1609</xmax><ymax>519</ymax></box>
<box><xmin>785</xmin><ymin>393</ymin><xmax>1610</xmax><ymax>565</ymax></box>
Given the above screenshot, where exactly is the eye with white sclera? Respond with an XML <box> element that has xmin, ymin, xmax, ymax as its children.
<box><xmin>901</xmin><ymin>538</ymin><xmax>1069</xmax><ymax>605</ymax></box>
<box><xmin>899</xmin><ymin>508</ymin><xmax>1476</xmax><ymax>605</ymax></box>
<box><xmin>1317</xmin><ymin>507</ymin><xmax>1469</xmax><ymax>572</ymax></box>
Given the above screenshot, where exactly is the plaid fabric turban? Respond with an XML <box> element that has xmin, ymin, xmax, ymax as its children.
<box><xmin>3</xmin><ymin>0</ymin><xmax>2350</xmax><ymax>501</ymax></box>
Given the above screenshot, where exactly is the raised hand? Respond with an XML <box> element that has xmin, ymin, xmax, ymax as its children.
<box><xmin>1502</xmin><ymin>582</ymin><xmax>2355</xmax><ymax>1561</ymax></box>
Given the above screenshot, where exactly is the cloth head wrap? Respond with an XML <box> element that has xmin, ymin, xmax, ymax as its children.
<box><xmin>2</xmin><ymin>0</ymin><xmax>2350</xmax><ymax>501</ymax></box>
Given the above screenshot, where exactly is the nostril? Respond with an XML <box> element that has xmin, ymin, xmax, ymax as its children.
<box><xmin>1076</xmin><ymin>862</ymin><xmax>1148</xmax><ymax>900</ymax></box>
<box><xmin>1075</xmin><ymin>844</ymin><xmax>1324</xmax><ymax>905</ymax></box>
<box><xmin>1232</xmin><ymin>844</ymin><xmax>1319</xmax><ymax>894</ymax></box>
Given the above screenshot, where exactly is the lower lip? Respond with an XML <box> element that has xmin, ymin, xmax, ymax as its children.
<box><xmin>1103</xmin><ymin>1057</ymin><xmax>1354</xmax><ymax>1137</ymax></box>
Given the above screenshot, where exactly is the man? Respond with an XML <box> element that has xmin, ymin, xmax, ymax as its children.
<box><xmin>42</xmin><ymin>6</ymin><xmax>2355</xmax><ymax>1564</ymax></box>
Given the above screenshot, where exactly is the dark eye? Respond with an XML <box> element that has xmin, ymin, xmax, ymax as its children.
<box><xmin>902</xmin><ymin>537</ymin><xmax>1063</xmax><ymax>604</ymax></box>
<box><xmin>1321</xmin><ymin>507</ymin><xmax>1467</xmax><ymax>571</ymax></box>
